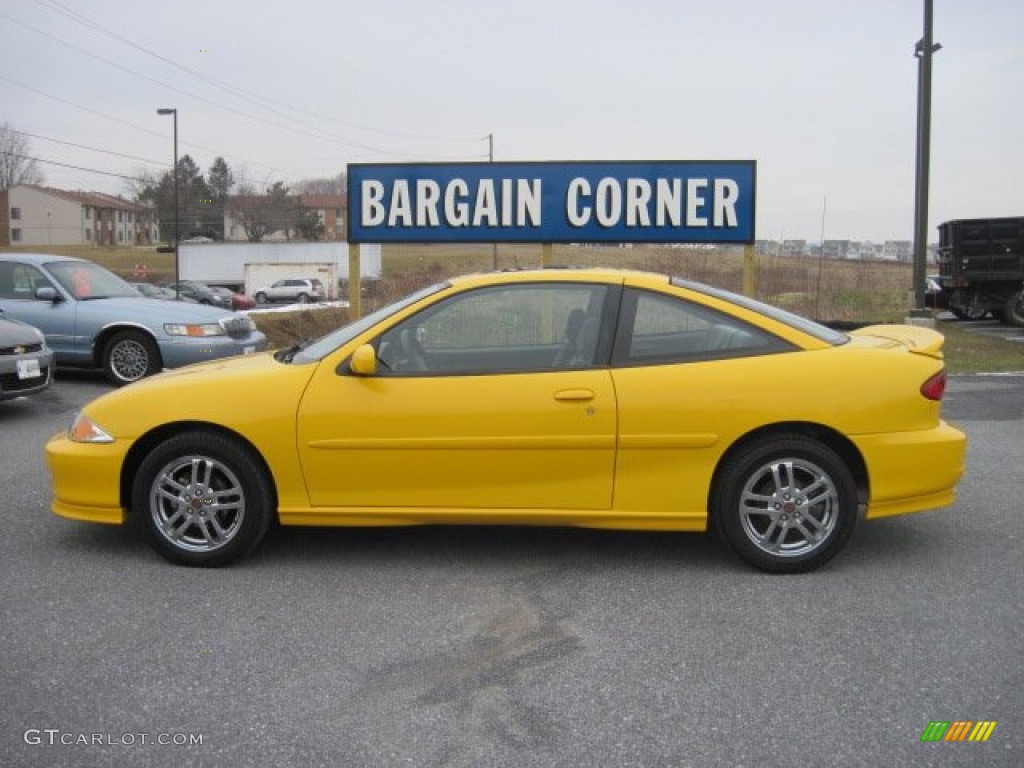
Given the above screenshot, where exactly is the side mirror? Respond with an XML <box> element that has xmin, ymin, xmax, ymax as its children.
<box><xmin>35</xmin><ymin>286</ymin><xmax>61</xmax><ymax>302</ymax></box>
<box><xmin>349</xmin><ymin>344</ymin><xmax>377</xmax><ymax>376</ymax></box>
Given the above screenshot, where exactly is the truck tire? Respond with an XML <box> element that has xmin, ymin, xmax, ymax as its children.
<box><xmin>1003</xmin><ymin>290</ymin><xmax>1024</xmax><ymax>328</ymax></box>
<box><xmin>951</xmin><ymin>306</ymin><xmax>987</xmax><ymax>321</ymax></box>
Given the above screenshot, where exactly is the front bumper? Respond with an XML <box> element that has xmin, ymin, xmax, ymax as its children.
<box><xmin>0</xmin><ymin>349</ymin><xmax>54</xmax><ymax>400</ymax></box>
<box><xmin>157</xmin><ymin>332</ymin><xmax>268</xmax><ymax>369</ymax></box>
<box><xmin>45</xmin><ymin>431</ymin><xmax>127</xmax><ymax>524</ymax></box>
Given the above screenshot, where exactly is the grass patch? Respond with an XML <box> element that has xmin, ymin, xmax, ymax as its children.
<box><xmin>937</xmin><ymin>320</ymin><xmax>1024</xmax><ymax>374</ymax></box>
<box><xmin>250</xmin><ymin>306</ymin><xmax>350</xmax><ymax>349</ymax></box>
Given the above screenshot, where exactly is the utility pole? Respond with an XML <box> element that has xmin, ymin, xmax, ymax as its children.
<box><xmin>911</xmin><ymin>0</ymin><xmax>941</xmax><ymax>318</ymax></box>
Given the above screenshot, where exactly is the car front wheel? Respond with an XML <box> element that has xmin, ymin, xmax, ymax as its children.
<box><xmin>103</xmin><ymin>330</ymin><xmax>161</xmax><ymax>386</ymax></box>
<box><xmin>132</xmin><ymin>431</ymin><xmax>273</xmax><ymax>566</ymax></box>
<box><xmin>713</xmin><ymin>436</ymin><xmax>858</xmax><ymax>573</ymax></box>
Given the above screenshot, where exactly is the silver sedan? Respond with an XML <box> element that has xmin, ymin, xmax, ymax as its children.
<box><xmin>0</xmin><ymin>312</ymin><xmax>53</xmax><ymax>401</ymax></box>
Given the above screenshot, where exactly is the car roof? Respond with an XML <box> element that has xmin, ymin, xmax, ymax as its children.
<box><xmin>445</xmin><ymin>267</ymin><xmax>668</xmax><ymax>290</ymax></box>
<box><xmin>0</xmin><ymin>253</ymin><xmax>87</xmax><ymax>265</ymax></box>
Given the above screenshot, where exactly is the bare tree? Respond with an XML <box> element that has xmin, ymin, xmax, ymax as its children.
<box><xmin>294</xmin><ymin>171</ymin><xmax>346</xmax><ymax>196</ymax></box>
<box><xmin>0</xmin><ymin>122</ymin><xmax>44</xmax><ymax>189</ymax></box>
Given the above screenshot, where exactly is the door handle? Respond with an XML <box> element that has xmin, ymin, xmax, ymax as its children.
<box><xmin>554</xmin><ymin>389</ymin><xmax>595</xmax><ymax>402</ymax></box>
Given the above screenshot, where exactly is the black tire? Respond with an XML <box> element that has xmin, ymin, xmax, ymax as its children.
<box><xmin>103</xmin><ymin>330</ymin><xmax>161</xmax><ymax>386</ymax></box>
<box><xmin>713</xmin><ymin>436</ymin><xmax>859</xmax><ymax>573</ymax></box>
<box><xmin>131</xmin><ymin>431</ymin><xmax>273</xmax><ymax>567</ymax></box>
<box><xmin>951</xmin><ymin>306</ymin><xmax>986</xmax><ymax>321</ymax></box>
<box><xmin>1002</xmin><ymin>290</ymin><xmax>1024</xmax><ymax>328</ymax></box>
<box><xmin>297</xmin><ymin>292</ymin><xmax>309</xmax><ymax>304</ymax></box>
<box><xmin>255</xmin><ymin>292</ymin><xmax>267</xmax><ymax>304</ymax></box>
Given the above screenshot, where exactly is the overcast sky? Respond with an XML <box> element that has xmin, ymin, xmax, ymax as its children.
<box><xmin>1</xmin><ymin>0</ymin><xmax>1021</xmax><ymax>242</ymax></box>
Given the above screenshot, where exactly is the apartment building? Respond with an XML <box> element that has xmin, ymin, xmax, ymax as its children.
<box><xmin>0</xmin><ymin>185</ymin><xmax>158</xmax><ymax>247</ymax></box>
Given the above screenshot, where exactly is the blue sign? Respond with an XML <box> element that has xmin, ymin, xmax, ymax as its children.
<box><xmin>347</xmin><ymin>161</ymin><xmax>755</xmax><ymax>244</ymax></box>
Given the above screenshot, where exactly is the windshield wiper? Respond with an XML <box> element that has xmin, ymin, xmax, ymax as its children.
<box><xmin>275</xmin><ymin>338</ymin><xmax>314</xmax><ymax>363</ymax></box>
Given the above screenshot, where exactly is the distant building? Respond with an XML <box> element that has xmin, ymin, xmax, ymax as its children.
<box><xmin>0</xmin><ymin>185</ymin><xmax>158</xmax><ymax>247</ymax></box>
<box><xmin>782</xmin><ymin>239</ymin><xmax>808</xmax><ymax>257</ymax></box>
<box><xmin>822</xmin><ymin>240</ymin><xmax>851</xmax><ymax>259</ymax></box>
<box><xmin>224</xmin><ymin>194</ymin><xmax>345</xmax><ymax>242</ymax></box>
<box><xmin>847</xmin><ymin>241</ymin><xmax>882</xmax><ymax>260</ymax></box>
<box><xmin>883</xmin><ymin>240</ymin><xmax>912</xmax><ymax>262</ymax></box>
<box><xmin>300</xmin><ymin>195</ymin><xmax>346</xmax><ymax>241</ymax></box>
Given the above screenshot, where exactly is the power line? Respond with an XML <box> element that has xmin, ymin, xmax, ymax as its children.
<box><xmin>0</xmin><ymin>73</ymin><xmax>278</xmax><ymax>173</ymax></box>
<box><xmin>7</xmin><ymin>152</ymin><xmax>152</xmax><ymax>183</ymax></box>
<box><xmin>12</xmin><ymin>127</ymin><xmax>168</xmax><ymax>167</ymax></box>
<box><xmin>3</xmin><ymin>9</ymin><xmax>404</xmax><ymax>160</ymax></box>
<box><xmin>30</xmin><ymin>0</ymin><xmax>486</xmax><ymax>154</ymax></box>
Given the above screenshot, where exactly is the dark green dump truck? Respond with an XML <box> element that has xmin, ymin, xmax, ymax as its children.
<box><xmin>938</xmin><ymin>216</ymin><xmax>1024</xmax><ymax>327</ymax></box>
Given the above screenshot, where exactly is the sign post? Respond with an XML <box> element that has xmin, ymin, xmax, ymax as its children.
<box><xmin>347</xmin><ymin>242</ymin><xmax>361</xmax><ymax>320</ymax></box>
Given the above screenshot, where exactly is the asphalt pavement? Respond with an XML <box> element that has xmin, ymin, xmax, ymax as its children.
<box><xmin>1</xmin><ymin>371</ymin><xmax>1021</xmax><ymax>768</ymax></box>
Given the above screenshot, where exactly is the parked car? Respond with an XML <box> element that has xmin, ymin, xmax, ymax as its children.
<box><xmin>130</xmin><ymin>282</ymin><xmax>196</xmax><ymax>302</ymax></box>
<box><xmin>253</xmin><ymin>278</ymin><xmax>325</xmax><ymax>304</ymax></box>
<box><xmin>0</xmin><ymin>310</ymin><xmax>53</xmax><ymax>401</ymax></box>
<box><xmin>0</xmin><ymin>254</ymin><xmax>267</xmax><ymax>385</ymax></box>
<box><xmin>164</xmin><ymin>281</ymin><xmax>233</xmax><ymax>308</ymax></box>
<box><xmin>181</xmin><ymin>236</ymin><xmax>214</xmax><ymax>244</ymax></box>
<box><xmin>45</xmin><ymin>269</ymin><xmax>965</xmax><ymax>571</ymax></box>
<box><xmin>209</xmin><ymin>285</ymin><xmax>255</xmax><ymax>311</ymax></box>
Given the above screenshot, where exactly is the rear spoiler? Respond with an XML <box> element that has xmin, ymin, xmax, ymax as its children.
<box><xmin>849</xmin><ymin>324</ymin><xmax>945</xmax><ymax>359</ymax></box>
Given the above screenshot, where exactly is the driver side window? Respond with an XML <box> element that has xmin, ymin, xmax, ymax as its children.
<box><xmin>0</xmin><ymin>263</ymin><xmax>53</xmax><ymax>300</ymax></box>
<box><xmin>376</xmin><ymin>283</ymin><xmax>608</xmax><ymax>376</ymax></box>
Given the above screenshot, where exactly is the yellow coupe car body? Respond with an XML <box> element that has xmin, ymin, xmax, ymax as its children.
<box><xmin>45</xmin><ymin>269</ymin><xmax>966</xmax><ymax>571</ymax></box>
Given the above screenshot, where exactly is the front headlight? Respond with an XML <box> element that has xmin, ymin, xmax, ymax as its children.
<box><xmin>164</xmin><ymin>323</ymin><xmax>226</xmax><ymax>337</ymax></box>
<box><xmin>69</xmin><ymin>412</ymin><xmax>114</xmax><ymax>444</ymax></box>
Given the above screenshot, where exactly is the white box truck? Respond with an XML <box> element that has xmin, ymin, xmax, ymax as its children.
<box><xmin>178</xmin><ymin>242</ymin><xmax>382</xmax><ymax>293</ymax></box>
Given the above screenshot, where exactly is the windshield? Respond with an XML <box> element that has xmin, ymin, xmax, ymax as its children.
<box><xmin>670</xmin><ymin>277</ymin><xmax>849</xmax><ymax>345</ymax></box>
<box><xmin>47</xmin><ymin>260</ymin><xmax>139</xmax><ymax>300</ymax></box>
<box><xmin>291</xmin><ymin>282</ymin><xmax>449</xmax><ymax>363</ymax></box>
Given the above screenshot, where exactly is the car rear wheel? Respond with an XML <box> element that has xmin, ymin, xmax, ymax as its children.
<box><xmin>713</xmin><ymin>436</ymin><xmax>858</xmax><ymax>573</ymax></box>
<box><xmin>132</xmin><ymin>431</ymin><xmax>273</xmax><ymax>567</ymax></box>
<box><xmin>297</xmin><ymin>292</ymin><xmax>309</xmax><ymax>303</ymax></box>
<box><xmin>103</xmin><ymin>330</ymin><xmax>161</xmax><ymax>386</ymax></box>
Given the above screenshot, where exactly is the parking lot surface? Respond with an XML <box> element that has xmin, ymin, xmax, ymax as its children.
<box><xmin>1</xmin><ymin>371</ymin><xmax>1021</xmax><ymax>767</ymax></box>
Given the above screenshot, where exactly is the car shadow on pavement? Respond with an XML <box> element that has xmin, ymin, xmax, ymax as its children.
<box><xmin>253</xmin><ymin>524</ymin><xmax>737</xmax><ymax>572</ymax></box>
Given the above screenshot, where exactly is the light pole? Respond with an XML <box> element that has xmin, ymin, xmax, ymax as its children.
<box><xmin>157</xmin><ymin>108</ymin><xmax>179</xmax><ymax>299</ymax></box>
<box><xmin>911</xmin><ymin>0</ymin><xmax>941</xmax><ymax>317</ymax></box>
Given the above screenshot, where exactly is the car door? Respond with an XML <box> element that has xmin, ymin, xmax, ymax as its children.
<box><xmin>608</xmin><ymin>285</ymin><xmax>795</xmax><ymax>522</ymax></box>
<box><xmin>296</xmin><ymin>281</ymin><xmax>618</xmax><ymax>512</ymax></box>
<box><xmin>0</xmin><ymin>261</ymin><xmax>84</xmax><ymax>362</ymax></box>
<box><xmin>270</xmin><ymin>280</ymin><xmax>290</xmax><ymax>301</ymax></box>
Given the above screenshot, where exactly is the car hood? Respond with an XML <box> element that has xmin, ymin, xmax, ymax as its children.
<box><xmin>82</xmin><ymin>351</ymin><xmax>318</xmax><ymax>439</ymax></box>
<box><xmin>75</xmin><ymin>296</ymin><xmax>239</xmax><ymax>322</ymax></box>
<box><xmin>0</xmin><ymin>316</ymin><xmax>45</xmax><ymax>346</ymax></box>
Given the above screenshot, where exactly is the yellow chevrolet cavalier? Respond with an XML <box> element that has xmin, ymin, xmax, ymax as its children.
<box><xmin>45</xmin><ymin>269</ymin><xmax>966</xmax><ymax>572</ymax></box>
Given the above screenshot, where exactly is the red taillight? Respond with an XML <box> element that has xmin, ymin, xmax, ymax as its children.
<box><xmin>921</xmin><ymin>369</ymin><xmax>947</xmax><ymax>401</ymax></box>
